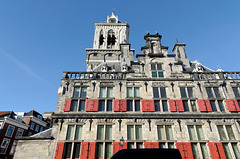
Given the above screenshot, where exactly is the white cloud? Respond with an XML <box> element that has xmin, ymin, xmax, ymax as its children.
<box><xmin>0</xmin><ymin>48</ymin><xmax>47</xmax><ymax>83</ymax></box>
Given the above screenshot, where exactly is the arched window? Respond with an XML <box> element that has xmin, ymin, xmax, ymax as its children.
<box><xmin>107</xmin><ymin>30</ymin><xmax>116</xmax><ymax>48</ymax></box>
<box><xmin>99</xmin><ymin>30</ymin><xmax>104</xmax><ymax>47</ymax></box>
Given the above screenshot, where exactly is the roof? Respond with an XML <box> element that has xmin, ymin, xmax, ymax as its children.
<box><xmin>24</xmin><ymin>110</ymin><xmax>42</xmax><ymax>118</ymax></box>
<box><xmin>0</xmin><ymin>111</ymin><xmax>11</xmax><ymax>117</ymax></box>
<box><xmin>0</xmin><ymin>111</ymin><xmax>16</xmax><ymax>120</ymax></box>
<box><xmin>17</xmin><ymin>128</ymin><xmax>53</xmax><ymax>140</ymax></box>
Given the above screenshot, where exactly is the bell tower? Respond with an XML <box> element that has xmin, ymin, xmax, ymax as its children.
<box><xmin>93</xmin><ymin>12</ymin><xmax>129</xmax><ymax>49</ymax></box>
<box><xmin>86</xmin><ymin>13</ymin><xmax>134</xmax><ymax>72</ymax></box>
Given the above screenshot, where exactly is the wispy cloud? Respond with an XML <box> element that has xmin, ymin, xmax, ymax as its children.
<box><xmin>0</xmin><ymin>48</ymin><xmax>47</xmax><ymax>83</ymax></box>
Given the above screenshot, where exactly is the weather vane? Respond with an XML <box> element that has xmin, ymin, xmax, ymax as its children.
<box><xmin>112</xmin><ymin>8</ymin><xmax>116</xmax><ymax>14</ymax></box>
<box><xmin>176</xmin><ymin>38</ymin><xmax>179</xmax><ymax>44</ymax></box>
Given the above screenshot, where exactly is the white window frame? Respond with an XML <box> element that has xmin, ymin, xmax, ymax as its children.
<box><xmin>0</xmin><ymin>138</ymin><xmax>10</xmax><ymax>154</ymax></box>
<box><xmin>5</xmin><ymin>125</ymin><xmax>15</xmax><ymax>137</ymax></box>
<box><xmin>35</xmin><ymin>125</ymin><xmax>39</xmax><ymax>132</ymax></box>
<box><xmin>16</xmin><ymin>128</ymin><xmax>24</xmax><ymax>137</ymax></box>
<box><xmin>30</xmin><ymin>122</ymin><xmax>35</xmax><ymax>130</ymax></box>
<box><xmin>9</xmin><ymin>140</ymin><xmax>17</xmax><ymax>155</ymax></box>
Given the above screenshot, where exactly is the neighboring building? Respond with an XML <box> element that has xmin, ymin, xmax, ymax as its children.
<box><xmin>43</xmin><ymin>112</ymin><xmax>54</xmax><ymax>128</ymax></box>
<box><xmin>21</xmin><ymin>110</ymin><xmax>48</xmax><ymax>136</ymax></box>
<box><xmin>15</xmin><ymin>13</ymin><xmax>240</xmax><ymax>159</ymax></box>
<box><xmin>0</xmin><ymin>111</ymin><xmax>28</xmax><ymax>159</ymax></box>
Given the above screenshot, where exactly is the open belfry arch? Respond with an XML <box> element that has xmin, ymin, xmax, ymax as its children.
<box><xmin>14</xmin><ymin>13</ymin><xmax>240</xmax><ymax>159</ymax></box>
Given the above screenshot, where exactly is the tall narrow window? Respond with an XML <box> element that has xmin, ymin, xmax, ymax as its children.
<box><xmin>180</xmin><ymin>87</ymin><xmax>187</xmax><ymax>98</ymax></box>
<box><xmin>217</xmin><ymin>125</ymin><xmax>227</xmax><ymax>140</ymax></box>
<box><xmin>66</xmin><ymin>125</ymin><xmax>74</xmax><ymax>140</ymax></box>
<box><xmin>232</xmin><ymin>87</ymin><xmax>240</xmax><ymax>98</ymax></box>
<box><xmin>206</xmin><ymin>87</ymin><xmax>214</xmax><ymax>98</ymax></box>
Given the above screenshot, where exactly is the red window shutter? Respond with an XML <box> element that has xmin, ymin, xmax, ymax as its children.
<box><xmin>176</xmin><ymin>142</ymin><xmax>193</xmax><ymax>159</ymax></box>
<box><xmin>88</xmin><ymin>142</ymin><xmax>96</xmax><ymax>159</ymax></box>
<box><xmin>144</xmin><ymin>142</ymin><xmax>159</xmax><ymax>148</ymax></box>
<box><xmin>205</xmin><ymin>100</ymin><xmax>212</xmax><ymax>112</ymax></box>
<box><xmin>63</xmin><ymin>99</ymin><xmax>71</xmax><ymax>112</ymax></box>
<box><xmin>92</xmin><ymin>99</ymin><xmax>99</xmax><ymax>111</ymax></box>
<box><xmin>86</xmin><ymin>99</ymin><xmax>98</xmax><ymax>112</ymax></box>
<box><xmin>54</xmin><ymin>142</ymin><xmax>64</xmax><ymax>159</ymax></box>
<box><xmin>176</xmin><ymin>100</ymin><xmax>184</xmax><ymax>112</ymax></box>
<box><xmin>216</xmin><ymin>143</ymin><xmax>227</xmax><ymax>159</ymax></box>
<box><xmin>184</xmin><ymin>143</ymin><xmax>194</xmax><ymax>159</ymax></box>
<box><xmin>197</xmin><ymin>99</ymin><xmax>207</xmax><ymax>112</ymax></box>
<box><xmin>225</xmin><ymin>99</ymin><xmax>239</xmax><ymax>112</ymax></box>
<box><xmin>169</xmin><ymin>100</ymin><xmax>177</xmax><ymax>112</ymax></box>
<box><xmin>142</xmin><ymin>100</ymin><xmax>155</xmax><ymax>112</ymax></box>
<box><xmin>113</xmin><ymin>142</ymin><xmax>121</xmax><ymax>155</ymax></box>
<box><xmin>80</xmin><ymin>142</ymin><xmax>90</xmax><ymax>159</ymax></box>
<box><xmin>113</xmin><ymin>99</ymin><xmax>120</xmax><ymax>112</ymax></box>
<box><xmin>176</xmin><ymin>142</ymin><xmax>185</xmax><ymax>158</ymax></box>
<box><xmin>113</xmin><ymin>142</ymin><xmax>127</xmax><ymax>155</ymax></box>
<box><xmin>120</xmin><ymin>99</ymin><xmax>127</xmax><ymax>112</ymax></box>
<box><xmin>208</xmin><ymin>142</ymin><xmax>226</xmax><ymax>159</ymax></box>
<box><xmin>233</xmin><ymin>99</ymin><xmax>240</xmax><ymax>112</ymax></box>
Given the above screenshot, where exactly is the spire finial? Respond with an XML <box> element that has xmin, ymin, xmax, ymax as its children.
<box><xmin>176</xmin><ymin>39</ymin><xmax>179</xmax><ymax>44</ymax></box>
<box><xmin>112</xmin><ymin>8</ymin><xmax>116</xmax><ymax>15</ymax></box>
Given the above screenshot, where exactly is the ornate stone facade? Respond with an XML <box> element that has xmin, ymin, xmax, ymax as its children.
<box><xmin>14</xmin><ymin>13</ymin><xmax>240</xmax><ymax>159</ymax></box>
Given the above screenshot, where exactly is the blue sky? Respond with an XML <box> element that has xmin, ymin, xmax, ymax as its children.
<box><xmin>0</xmin><ymin>0</ymin><xmax>239</xmax><ymax>114</ymax></box>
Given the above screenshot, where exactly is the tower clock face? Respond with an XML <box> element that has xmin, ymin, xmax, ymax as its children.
<box><xmin>109</xmin><ymin>18</ymin><xmax>116</xmax><ymax>23</ymax></box>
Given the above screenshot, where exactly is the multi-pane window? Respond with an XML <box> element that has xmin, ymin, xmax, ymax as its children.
<box><xmin>0</xmin><ymin>138</ymin><xmax>10</xmax><ymax>154</ymax></box>
<box><xmin>35</xmin><ymin>125</ymin><xmax>39</xmax><ymax>132</ymax></box>
<box><xmin>217</xmin><ymin>125</ymin><xmax>240</xmax><ymax>158</ymax></box>
<box><xmin>64</xmin><ymin>125</ymin><xmax>83</xmax><ymax>159</ymax></box>
<box><xmin>71</xmin><ymin>87</ymin><xmax>88</xmax><ymax>112</ymax></box>
<box><xmin>73</xmin><ymin>87</ymin><xmax>87</xmax><ymax>98</ymax></box>
<box><xmin>30</xmin><ymin>123</ymin><xmax>35</xmax><ymax>130</ymax></box>
<box><xmin>206</xmin><ymin>87</ymin><xmax>222</xmax><ymax>98</ymax></box>
<box><xmin>16</xmin><ymin>129</ymin><xmax>24</xmax><ymax>137</ymax></box>
<box><xmin>157</xmin><ymin>125</ymin><xmax>174</xmax><ymax>148</ymax></box>
<box><xmin>187</xmin><ymin>125</ymin><xmax>208</xmax><ymax>158</ymax></box>
<box><xmin>127</xmin><ymin>125</ymin><xmax>142</xmax><ymax>140</ymax></box>
<box><xmin>180</xmin><ymin>87</ymin><xmax>193</xmax><ymax>98</ymax></box>
<box><xmin>153</xmin><ymin>87</ymin><xmax>168</xmax><ymax>112</ymax></box>
<box><xmin>66</xmin><ymin>125</ymin><xmax>83</xmax><ymax>140</ymax></box>
<box><xmin>191</xmin><ymin>143</ymin><xmax>209</xmax><ymax>159</ymax></box>
<box><xmin>5</xmin><ymin>125</ymin><xmax>15</xmax><ymax>137</ymax></box>
<box><xmin>127</xmin><ymin>125</ymin><xmax>143</xmax><ymax>149</ymax></box>
<box><xmin>206</xmin><ymin>87</ymin><xmax>225</xmax><ymax>112</ymax></box>
<box><xmin>232</xmin><ymin>87</ymin><xmax>240</xmax><ymax>98</ymax></box>
<box><xmin>96</xmin><ymin>125</ymin><xmax>112</xmax><ymax>159</ymax></box>
<box><xmin>127</xmin><ymin>87</ymin><xmax>141</xmax><ymax>111</ymax></box>
<box><xmin>180</xmin><ymin>87</ymin><xmax>196</xmax><ymax>112</ymax></box>
<box><xmin>157</xmin><ymin>125</ymin><xmax>174</xmax><ymax>140</ymax></box>
<box><xmin>151</xmin><ymin>63</ymin><xmax>164</xmax><ymax>78</ymax></box>
<box><xmin>188</xmin><ymin>125</ymin><xmax>205</xmax><ymax>140</ymax></box>
<box><xmin>99</xmin><ymin>87</ymin><xmax>113</xmax><ymax>112</ymax></box>
<box><xmin>153</xmin><ymin>87</ymin><xmax>167</xmax><ymax>98</ymax></box>
<box><xmin>217</xmin><ymin>125</ymin><xmax>235</xmax><ymax>141</ymax></box>
<box><xmin>100</xmin><ymin>87</ymin><xmax>113</xmax><ymax>98</ymax></box>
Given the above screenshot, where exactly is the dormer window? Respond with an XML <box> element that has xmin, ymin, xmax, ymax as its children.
<box><xmin>151</xmin><ymin>63</ymin><xmax>164</xmax><ymax>78</ymax></box>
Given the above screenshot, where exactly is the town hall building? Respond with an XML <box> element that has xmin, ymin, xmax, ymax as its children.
<box><xmin>14</xmin><ymin>13</ymin><xmax>240</xmax><ymax>159</ymax></box>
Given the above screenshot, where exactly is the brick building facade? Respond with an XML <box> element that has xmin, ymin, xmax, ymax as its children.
<box><xmin>15</xmin><ymin>13</ymin><xmax>240</xmax><ymax>159</ymax></box>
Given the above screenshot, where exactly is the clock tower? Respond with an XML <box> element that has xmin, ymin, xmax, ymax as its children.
<box><xmin>86</xmin><ymin>12</ymin><xmax>134</xmax><ymax>71</ymax></box>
